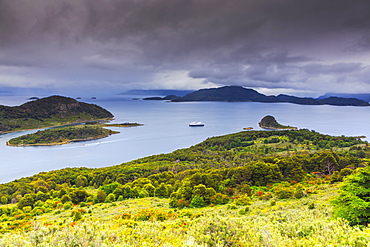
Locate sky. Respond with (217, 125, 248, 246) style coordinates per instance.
(1, 0, 370, 96)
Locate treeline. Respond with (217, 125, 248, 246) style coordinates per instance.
(0, 130, 368, 217)
(7, 125, 118, 146)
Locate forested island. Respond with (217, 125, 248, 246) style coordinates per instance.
(0, 129, 370, 245)
(167, 86, 370, 106)
(7, 122, 143, 146)
(259, 115, 297, 130)
(0, 96, 114, 133)
(6, 125, 118, 146)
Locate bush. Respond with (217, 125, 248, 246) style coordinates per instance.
(104, 193, 116, 203)
(210, 193, 230, 205)
(234, 194, 252, 206)
(190, 195, 205, 208)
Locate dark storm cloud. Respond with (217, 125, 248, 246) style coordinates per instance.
(0, 0, 370, 93)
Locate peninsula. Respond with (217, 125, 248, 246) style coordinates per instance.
(0, 96, 114, 133)
(170, 86, 370, 106)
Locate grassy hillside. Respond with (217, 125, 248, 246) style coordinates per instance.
(0, 96, 114, 133)
(0, 129, 369, 246)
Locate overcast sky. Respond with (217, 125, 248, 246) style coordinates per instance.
(1, 0, 370, 96)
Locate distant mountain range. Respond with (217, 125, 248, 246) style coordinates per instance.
(119, 89, 194, 96)
(318, 93, 370, 102)
(166, 86, 369, 106)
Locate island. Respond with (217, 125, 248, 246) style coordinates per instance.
(7, 122, 143, 146)
(259, 115, 297, 130)
(170, 86, 370, 106)
(0, 95, 114, 133)
(6, 125, 119, 146)
(102, 122, 143, 127)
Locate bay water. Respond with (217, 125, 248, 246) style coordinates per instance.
(0, 95, 369, 184)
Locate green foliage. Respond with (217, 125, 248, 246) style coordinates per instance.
(70, 189, 89, 204)
(104, 193, 116, 203)
(17, 194, 35, 209)
(234, 194, 252, 206)
(60, 194, 72, 204)
(70, 208, 87, 221)
(8, 125, 116, 146)
(333, 167, 370, 226)
(154, 183, 169, 198)
(190, 195, 206, 208)
(210, 193, 230, 205)
(96, 190, 107, 203)
(99, 182, 120, 195)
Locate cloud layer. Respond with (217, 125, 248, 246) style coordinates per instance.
(1, 0, 370, 95)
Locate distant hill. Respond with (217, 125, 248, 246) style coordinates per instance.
(171, 86, 370, 106)
(319, 93, 370, 102)
(119, 89, 194, 96)
(0, 96, 114, 133)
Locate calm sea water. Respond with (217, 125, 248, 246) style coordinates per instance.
(0, 95, 369, 184)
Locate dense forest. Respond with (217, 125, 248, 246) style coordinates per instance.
(0, 129, 369, 245)
(0, 96, 113, 133)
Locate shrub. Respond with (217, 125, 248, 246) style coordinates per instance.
(234, 194, 252, 206)
(210, 193, 230, 205)
(104, 193, 116, 203)
(190, 195, 205, 208)
(70, 208, 87, 221)
(63, 201, 72, 210)
(60, 194, 72, 204)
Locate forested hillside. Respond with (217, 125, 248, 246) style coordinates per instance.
(0, 129, 369, 246)
(0, 96, 113, 133)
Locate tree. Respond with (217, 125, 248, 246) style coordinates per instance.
(17, 194, 35, 209)
(333, 167, 370, 226)
(70, 189, 89, 204)
(75, 175, 88, 187)
(154, 183, 168, 198)
(96, 190, 107, 203)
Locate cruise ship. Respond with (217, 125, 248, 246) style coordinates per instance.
(189, 122, 205, 127)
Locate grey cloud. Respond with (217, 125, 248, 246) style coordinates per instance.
(1, 0, 370, 93)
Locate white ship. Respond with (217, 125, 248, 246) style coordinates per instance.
(189, 122, 205, 127)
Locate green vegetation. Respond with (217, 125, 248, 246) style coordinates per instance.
(7, 125, 118, 146)
(333, 166, 370, 226)
(259, 115, 297, 130)
(0, 96, 113, 133)
(0, 129, 369, 245)
(102, 122, 143, 127)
